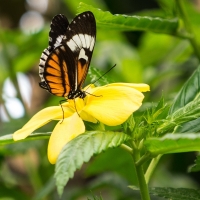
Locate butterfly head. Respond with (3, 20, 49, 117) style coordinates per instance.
(68, 90, 86, 99)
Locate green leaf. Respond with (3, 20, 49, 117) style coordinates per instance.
(170, 98, 200, 123)
(63, 0, 106, 14)
(122, 114, 135, 135)
(174, 118, 200, 133)
(86, 148, 138, 186)
(157, 97, 200, 135)
(149, 187, 200, 200)
(144, 133, 200, 156)
(169, 66, 200, 114)
(146, 96, 169, 124)
(55, 131, 130, 196)
(188, 155, 200, 172)
(77, 3, 178, 34)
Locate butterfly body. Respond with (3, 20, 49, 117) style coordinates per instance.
(39, 12, 96, 99)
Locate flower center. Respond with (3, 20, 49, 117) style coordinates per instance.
(68, 98, 85, 114)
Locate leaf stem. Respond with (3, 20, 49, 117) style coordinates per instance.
(133, 149, 151, 200)
(120, 144, 133, 154)
(135, 153, 151, 167)
(176, 0, 200, 61)
(145, 155, 162, 184)
(0, 133, 50, 145)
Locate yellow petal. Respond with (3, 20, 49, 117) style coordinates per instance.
(13, 106, 73, 141)
(68, 98, 85, 112)
(48, 112, 85, 164)
(80, 110, 97, 123)
(107, 82, 150, 92)
(84, 85, 144, 126)
(68, 98, 97, 123)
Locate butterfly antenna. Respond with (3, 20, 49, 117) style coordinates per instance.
(84, 64, 116, 93)
(84, 90, 102, 98)
(91, 64, 116, 85)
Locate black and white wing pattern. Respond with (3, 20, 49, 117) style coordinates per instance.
(48, 14, 69, 51)
(39, 11, 96, 99)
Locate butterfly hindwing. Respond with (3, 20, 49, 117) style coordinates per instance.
(39, 14, 69, 90)
(39, 11, 96, 99)
(43, 45, 75, 97)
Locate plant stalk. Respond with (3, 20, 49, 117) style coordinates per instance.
(133, 149, 151, 200)
(135, 153, 151, 167)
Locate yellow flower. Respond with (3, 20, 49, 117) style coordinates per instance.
(13, 83, 150, 164)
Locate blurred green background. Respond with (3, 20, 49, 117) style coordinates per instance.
(1, 0, 200, 199)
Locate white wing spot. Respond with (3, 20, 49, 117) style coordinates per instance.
(90, 37, 95, 51)
(44, 49, 50, 55)
(39, 59, 45, 66)
(72, 35, 82, 48)
(57, 35, 62, 43)
(39, 64, 45, 80)
(85, 34, 91, 48)
(79, 48, 88, 61)
(67, 34, 94, 52)
(61, 46, 65, 51)
(79, 34, 86, 48)
(67, 38, 78, 51)
(54, 35, 64, 48)
(41, 53, 48, 60)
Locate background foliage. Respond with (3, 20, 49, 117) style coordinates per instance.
(1, 0, 200, 199)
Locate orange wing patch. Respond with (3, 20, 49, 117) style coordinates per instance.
(45, 56, 71, 97)
(46, 75, 63, 83)
(46, 66, 61, 77)
(48, 82, 70, 97)
(77, 60, 89, 87)
(47, 53, 60, 71)
(51, 53, 60, 64)
(62, 60, 70, 89)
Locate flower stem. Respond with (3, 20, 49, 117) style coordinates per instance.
(133, 149, 151, 200)
(176, 0, 200, 61)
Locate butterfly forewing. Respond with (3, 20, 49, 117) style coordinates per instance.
(48, 14, 69, 51)
(39, 11, 96, 98)
(63, 12, 96, 90)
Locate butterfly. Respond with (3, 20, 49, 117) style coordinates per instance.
(39, 11, 96, 99)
